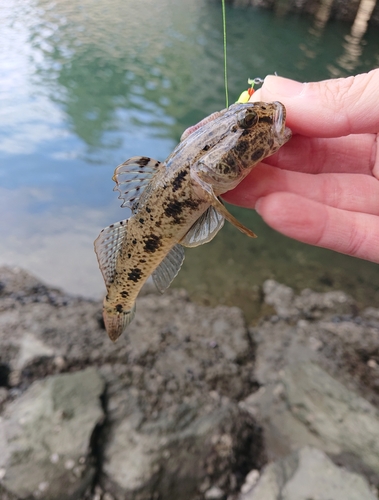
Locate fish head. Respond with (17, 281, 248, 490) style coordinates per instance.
(190, 101, 292, 193)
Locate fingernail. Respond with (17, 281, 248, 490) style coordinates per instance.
(264, 75, 304, 98)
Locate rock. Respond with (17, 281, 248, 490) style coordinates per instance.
(204, 485, 225, 499)
(262, 279, 355, 320)
(245, 279, 379, 486)
(262, 280, 296, 318)
(243, 362, 379, 484)
(0, 266, 263, 499)
(99, 385, 262, 500)
(239, 446, 377, 500)
(2, 266, 379, 499)
(0, 368, 105, 500)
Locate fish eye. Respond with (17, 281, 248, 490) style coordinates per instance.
(237, 109, 258, 129)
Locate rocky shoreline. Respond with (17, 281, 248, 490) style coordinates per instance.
(0, 266, 379, 499)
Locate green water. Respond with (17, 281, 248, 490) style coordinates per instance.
(1, 0, 379, 320)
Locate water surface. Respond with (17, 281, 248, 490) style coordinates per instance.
(1, 0, 379, 319)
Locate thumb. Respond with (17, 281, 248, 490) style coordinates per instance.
(255, 70, 379, 137)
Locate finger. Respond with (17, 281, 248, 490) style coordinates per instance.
(265, 133, 375, 175)
(255, 192, 379, 263)
(223, 164, 379, 215)
(257, 70, 379, 136)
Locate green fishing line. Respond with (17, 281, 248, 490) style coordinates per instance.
(222, 0, 229, 108)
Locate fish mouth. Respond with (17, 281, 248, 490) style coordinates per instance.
(273, 101, 292, 147)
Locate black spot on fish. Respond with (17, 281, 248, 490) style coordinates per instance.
(155, 220, 162, 228)
(116, 304, 123, 313)
(251, 148, 265, 162)
(121, 291, 129, 298)
(127, 267, 142, 282)
(164, 199, 200, 224)
(143, 234, 162, 252)
(138, 157, 151, 166)
(139, 259, 146, 263)
(164, 200, 183, 221)
(139, 218, 144, 224)
(110, 224, 114, 228)
(172, 170, 188, 192)
(241, 129, 252, 137)
(146, 207, 152, 213)
(132, 239, 137, 245)
(202, 144, 210, 151)
(128, 253, 131, 258)
(234, 140, 249, 155)
(120, 220, 124, 225)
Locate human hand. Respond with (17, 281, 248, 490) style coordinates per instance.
(223, 69, 379, 263)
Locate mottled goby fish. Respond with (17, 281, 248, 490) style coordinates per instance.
(95, 102, 291, 341)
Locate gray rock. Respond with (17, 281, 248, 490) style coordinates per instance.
(204, 485, 225, 499)
(0, 267, 263, 499)
(3, 267, 379, 499)
(99, 385, 261, 500)
(262, 280, 296, 318)
(262, 279, 354, 320)
(239, 447, 377, 500)
(243, 362, 379, 483)
(0, 368, 104, 499)
(247, 280, 379, 484)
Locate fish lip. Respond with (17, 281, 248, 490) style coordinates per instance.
(273, 101, 292, 146)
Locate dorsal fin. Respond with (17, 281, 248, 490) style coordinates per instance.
(113, 156, 162, 211)
(94, 220, 128, 288)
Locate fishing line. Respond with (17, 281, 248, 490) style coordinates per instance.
(221, 0, 229, 108)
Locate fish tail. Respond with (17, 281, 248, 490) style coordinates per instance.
(103, 303, 136, 342)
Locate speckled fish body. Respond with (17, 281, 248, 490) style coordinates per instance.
(94, 102, 291, 341)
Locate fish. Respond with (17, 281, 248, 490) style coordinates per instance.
(94, 101, 291, 341)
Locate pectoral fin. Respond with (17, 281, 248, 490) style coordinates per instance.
(180, 206, 224, 248)
(191, 171, 257, 238)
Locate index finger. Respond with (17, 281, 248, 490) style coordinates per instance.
(252, 70, 379, 137)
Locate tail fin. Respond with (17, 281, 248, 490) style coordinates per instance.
(103, 303, 136, 342)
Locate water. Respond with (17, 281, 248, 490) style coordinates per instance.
(1, 0, 379, 320)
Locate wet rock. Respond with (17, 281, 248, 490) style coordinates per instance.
(2, 266, 379, 499)
(0, 266, 263, 499)
(242, 280, 379, 488)
(239, 446, 377, 500)
(243, 362, 379, 483)
(99, 389, 260, 500)
(263, 279, 355, 320)
(0, 368, 105, 500)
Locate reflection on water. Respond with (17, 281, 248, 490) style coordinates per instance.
(329, 0, 378, 76)
(1, 0, 379, 316)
